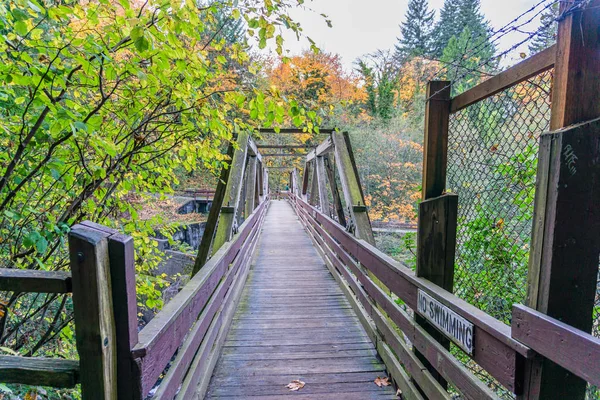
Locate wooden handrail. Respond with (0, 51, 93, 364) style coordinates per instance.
(131, 199, 268, 397)
(512, 304, 600, 388)
(0, 268, 72, 293)
(450, 45, 556, 113)
(0, 356, 79, 388)
(297, 205, 496, 399)
(291, 194, 532, 394)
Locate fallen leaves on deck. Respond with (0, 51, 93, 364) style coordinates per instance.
(374, 376, 390, 387)
(286, 379, 306, 391)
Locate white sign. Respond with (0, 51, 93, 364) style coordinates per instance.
(417, 289, 474, 354)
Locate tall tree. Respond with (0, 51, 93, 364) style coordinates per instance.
(356, 50, 397, 120)
(528, 2, 559, 54)
(456, 0, 490, 45)
(431, 0, 462, 57)
(394, 0, 435, 61)
(432, 0, 492, 59)
(441, 27, 494, 94)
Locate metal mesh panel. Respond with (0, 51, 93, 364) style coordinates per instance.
(447, 69, 553, 324)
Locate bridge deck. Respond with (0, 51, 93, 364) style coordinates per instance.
(203, 201, 397, 399)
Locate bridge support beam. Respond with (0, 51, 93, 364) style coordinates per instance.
(315, 156, 330, 215)
(244, 156, 258, 218)
(331, 132, 374, 244)
(211, 133, 249, 255)
(193, 144, 234, 275)
(324, 156, 346, 227)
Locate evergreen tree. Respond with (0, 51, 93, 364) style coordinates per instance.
(441, 27, 494, 94)
(528, 3, 558, 54)
(212, 6, 246, 45)
(456, 0, 489, 41)
(432, 0, 492, 58)
(431, 0, 461, 57)
(394, 0, 435, 61)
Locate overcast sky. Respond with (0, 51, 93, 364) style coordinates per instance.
(264, 0, 545, 72)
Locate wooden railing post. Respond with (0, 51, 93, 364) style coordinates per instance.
(309, 161, 319, 206)
(68, 225, 117, 400)
(415, 80, 452, 389)
(78, 222, 142, 399)
(107, 233, 142, 399)
(523, 1, 600, 398)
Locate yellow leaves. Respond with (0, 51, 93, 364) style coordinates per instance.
(0, 300, 7, 319)
(495, 218, 505, 229)
(374, 376, 390, 387)
(24, 391, 38, 400)
(286, 380, 305, 391)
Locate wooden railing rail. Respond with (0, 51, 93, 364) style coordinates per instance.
(132, 199, 268, 398)
(512, 304, 600, 388)
(0, 270, 80, 389)
(291, 191, 600, 397)
(449, 44, 555, 113)
(290, 193, 531, 398)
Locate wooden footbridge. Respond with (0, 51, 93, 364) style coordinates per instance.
(1, 4, 600, 399)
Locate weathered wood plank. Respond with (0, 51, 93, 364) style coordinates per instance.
(332, 132, 374, 244)
(0, 268, 71, 293)
(245, 156, 258, 218)
(324, 155, 346, 226)
(212, 132, 250, 253)
(315, 155, 330, 216)
(205, 201, 392, 399)
(525, 117, 600, 399)
(178, 209, 262, 400)
(301, 207, 424, 400)
(152, 217, 261, 400)
(0, 356, 79, 388)
(106, 232, 141, 400)
(525, 1, 600, 397)
(298, 203, 497, 399)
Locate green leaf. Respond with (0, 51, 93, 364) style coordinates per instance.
(14, 21, 28, 36)
(131, 26, 144, 40)
(134, 36, 149, 53)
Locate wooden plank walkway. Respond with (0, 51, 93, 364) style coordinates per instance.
(203, 200, 397, 399)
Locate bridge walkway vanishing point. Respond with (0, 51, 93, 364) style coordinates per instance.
(204, 200, 397, 399)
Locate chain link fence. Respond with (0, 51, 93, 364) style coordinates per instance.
(446, 69, 553, 324)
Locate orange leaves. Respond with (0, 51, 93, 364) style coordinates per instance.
(0, 300, 7, 319)
(265, 50, 366, 113)
(374, 376, 391, 387)
(286, 380, 305, 391)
